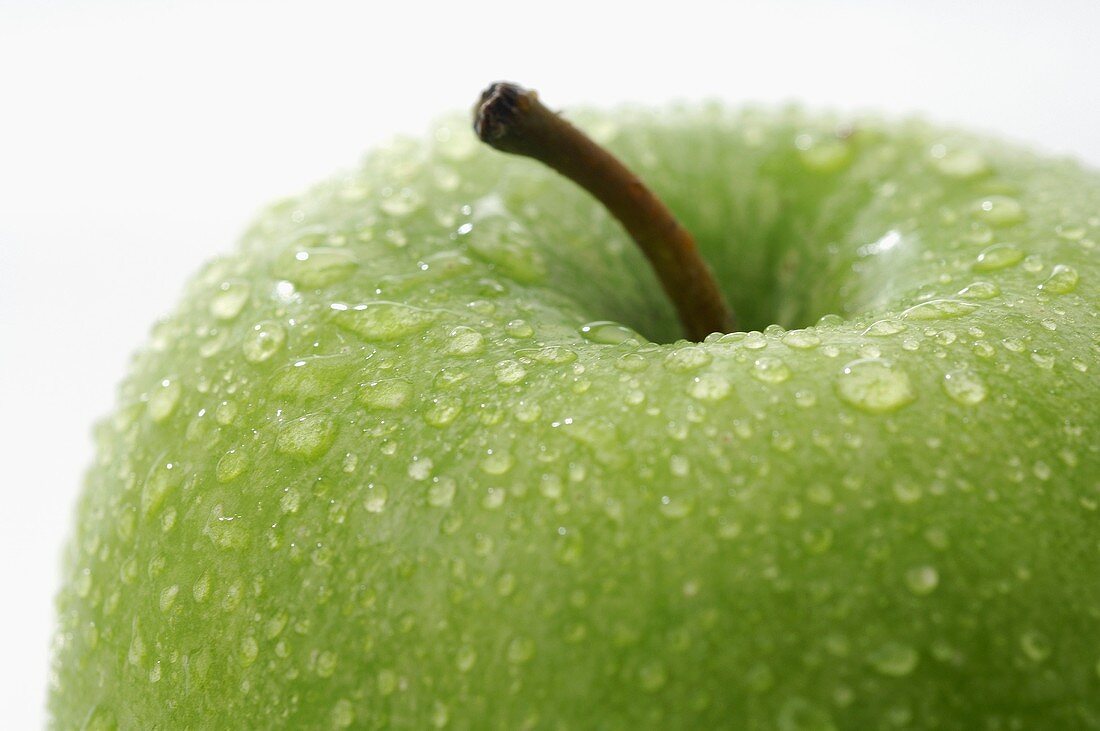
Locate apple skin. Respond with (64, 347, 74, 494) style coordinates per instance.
(51, 106, 1099, 730)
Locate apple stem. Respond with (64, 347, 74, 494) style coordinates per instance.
(473, 82, 736, 340)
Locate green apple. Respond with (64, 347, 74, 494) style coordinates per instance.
(51, 84, 1098, 730)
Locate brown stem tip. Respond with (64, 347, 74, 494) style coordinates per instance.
(473, 81, 736, 341)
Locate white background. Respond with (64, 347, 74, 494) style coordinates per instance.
(2, 1, 1098, 726)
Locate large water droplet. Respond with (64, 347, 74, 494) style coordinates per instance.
(216, 449, 248, 483)
(836, 359, 915, 413)
(494, 360, 527, 385)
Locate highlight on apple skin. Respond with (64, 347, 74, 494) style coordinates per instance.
(50, 89, 1099, 729)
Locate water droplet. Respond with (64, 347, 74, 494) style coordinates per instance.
(781, 329, 821, 349)
(687, 373, 731, 401)
(956, 281, 1000, 300)
(777, 697, 836, 731)
(638, 661, 668, 692)
(507, 636, 535, 664)
(580, 321, 641, 344)
(504, 319, 534, 338)
(973, 196, 1025, 226)
(445, 326, 485, 355)
(276, 414, 337, 459)
(796, 133, 852, 172)
(929, 145, 988, 179)
(380, 187, 423, 216)
(901, 299, 979, 320)
(210, 280, 251, 320)
(377, 669, 398, 695)
(463, 215, 546, 283)
(664, 346, 711, 372)
(333, 301, 436, 341)
(494, 359, 527, 385)
(942, 369, 987, 405)
(238, 636, 259, 667)
(863, 319, 907, 337)
(752, 357, 791, 384)
(836, 359, 915, 413)
(1020, 630, 1052, 662)
(456, 645, 477, 672)
(868, 642, 919, 676)
(480, 450, 513, 475)
(905, 565, 940, 595)
(364, 484, 388, 513)
(973, 243, 1024, 271)
(278, 248, 359, 288)
(1038, 264, 1079, 294)
(360, 379, 413, 410)
(424, 396, 462, 427)
(216, 449, 248, 483)
(243, 321, 287, 363)
(332, 699, 355, 728)
(428, 476, 456, 507)
(148, 379, 181, 423)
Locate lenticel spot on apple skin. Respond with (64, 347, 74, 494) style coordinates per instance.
(50, 83, 1100, 730)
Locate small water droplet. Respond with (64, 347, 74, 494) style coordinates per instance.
(687, 373, 731, 401)
(333, 301, 436, 341)
(973, 195, 1025, 226)
(243, 321, 287, 363)
(360, 379, 413, 410)
(973, 243, 1024, 271)
(905, 565, 940, 595)
(480, 450, 513, 475)
(929, 145, 988, 179)
(638, 661, 668, 692)
(276, 414, 337, 459)
(942, 369, 987, 405)
(494, 360, 527, 385)
(332, 699, 355, 728)
(580, 320, 641, 344)
(1020, 630, 1052, 662)
(752, 356, 791, 384)
(424, 396, 463, 427)
(781, 329, 821, 349)
(664, 346, 711, 372)
(445, 326, 485, 356)
(148, 379, 182, 423)
(1038, 264, 1079, 294)
(504, 319, 534, 338)
(428, 476, 456, 507)
(215, 449, 248, 483)
(210, 280, 251, 320)
(863, 319, 907, 337)
(278, 248, 359, 288)
(868, 642, 919, 676)
(956, 281, 1000, 300)
(507, 636, 535, 664)
(901, 299, 979, 320)
(836, 359, 915, 413)
(380, 187, 423, 216)
(364, 484, 388, 513)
